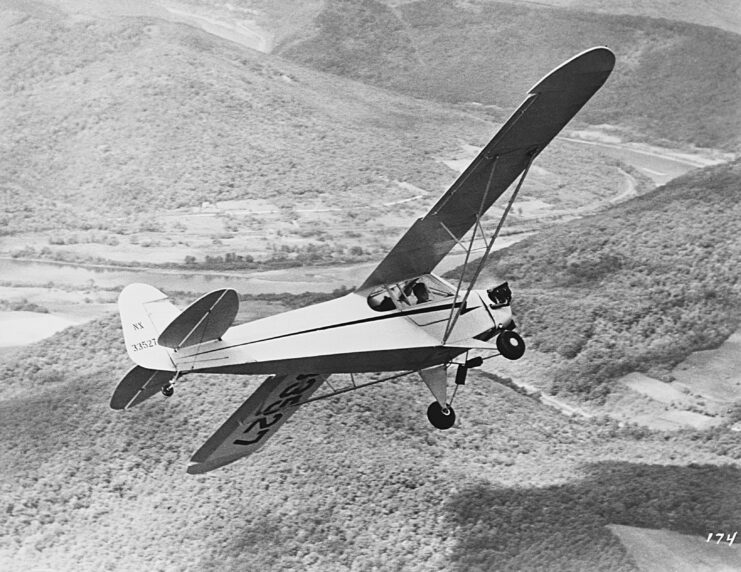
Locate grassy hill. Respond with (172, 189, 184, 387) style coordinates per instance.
(278, 0, 741, 150)
(149, 0, 741, 45)
(1, 0, 625, 262)
(473, 158, 741, 400)
(1, 307, 739, 570)
(0, 2, 445, 233)
(492, 0, 741, 36)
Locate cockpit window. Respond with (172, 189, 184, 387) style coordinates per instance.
(367, 274, 455, 312)
(416, 275, 456, 301)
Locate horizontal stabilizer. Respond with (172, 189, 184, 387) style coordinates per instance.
(110, 365, 173, 410)
(187, 372, 327, 474)
(158, 289, 239, 349)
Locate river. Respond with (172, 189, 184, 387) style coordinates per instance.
(0, 231, 532, 296)
(561, 135, 721, 186)
(0, 258, 350, 295)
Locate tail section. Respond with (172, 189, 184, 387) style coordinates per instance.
(118, 283, 179, 371)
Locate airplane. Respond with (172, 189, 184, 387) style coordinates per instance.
(111, 47, 615, 474)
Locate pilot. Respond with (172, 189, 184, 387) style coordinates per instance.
(368, 293, 396, 311)
(377, 296, 396, 311)
(412, 282, 429, 304)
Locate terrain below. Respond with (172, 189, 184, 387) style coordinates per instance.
(1, 135, 725, 334)
(46, 0, 274, 52)
(485, 328, 741, 433)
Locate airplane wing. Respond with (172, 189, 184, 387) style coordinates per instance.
(187, 373, 328, 474)
(359, 47, 615, 290)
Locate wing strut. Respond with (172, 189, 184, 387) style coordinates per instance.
(442, 154, 501, 340)
(298, 370, 416, 405)
(442, 150, 537, 344)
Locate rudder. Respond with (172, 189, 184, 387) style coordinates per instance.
(119, 283, 179, 371)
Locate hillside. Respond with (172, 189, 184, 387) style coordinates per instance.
(486, 0, 741, 36)
(0, 2, 448, 232)
(1, 308, 739, 571)
(1, 0, 627, 266)
(278, 0, 741, 150)
(473, 159, 741, 400)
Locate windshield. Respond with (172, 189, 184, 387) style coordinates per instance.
(367, 274, 455, 312)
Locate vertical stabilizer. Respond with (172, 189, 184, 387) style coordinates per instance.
(118, 283, 179, 371)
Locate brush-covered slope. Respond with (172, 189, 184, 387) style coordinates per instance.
(494, 0, 741, 36)
(0, 2, 457, 234)
(477, 159, 741, 400)
(0, 0, 624, 243)
(278, 0, 741, 149)
(1, 312, 739, 571)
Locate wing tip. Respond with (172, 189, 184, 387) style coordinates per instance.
(529, 46, 616, 94)
(580, 45, 616, 73)
(186, 453, 243, 475)
(109, 398, 126, 410)
(186, 463, 209, 475)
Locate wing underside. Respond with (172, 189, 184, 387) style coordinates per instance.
(187, 372, 328, 474)
(359, 47, 615, 290)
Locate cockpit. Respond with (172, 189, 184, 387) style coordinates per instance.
(367, 274, 456, 312)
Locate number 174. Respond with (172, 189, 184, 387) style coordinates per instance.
(707, 532, 737, 546)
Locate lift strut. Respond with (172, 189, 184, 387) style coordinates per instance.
(442, 150, 538, 344)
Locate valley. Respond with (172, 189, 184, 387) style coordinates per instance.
(0, 133, 721, 351)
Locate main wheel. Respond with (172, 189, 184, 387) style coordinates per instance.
(161, 384, 174, 398)
(497, 330, 526, 360)
(427, 402, 456, 430)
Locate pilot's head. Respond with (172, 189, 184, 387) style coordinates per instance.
(412, 282, 429, 303)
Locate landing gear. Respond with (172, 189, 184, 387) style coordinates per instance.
(161, 383, 174, 398)
(427, 402, 456, 430)
(497, 330, 526, 360)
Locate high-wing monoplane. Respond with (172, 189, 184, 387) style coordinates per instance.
(111, 47, 615, 473)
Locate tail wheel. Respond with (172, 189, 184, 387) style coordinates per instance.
(427, 402, 456, 430)
(497, 330, 526, 360)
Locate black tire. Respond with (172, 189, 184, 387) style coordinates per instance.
(497, 330, 526, 360)
(161, 384, 174, 398)
(427, 402, 456, 430)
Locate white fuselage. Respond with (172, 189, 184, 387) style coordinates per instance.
(171, 289, 511, 376)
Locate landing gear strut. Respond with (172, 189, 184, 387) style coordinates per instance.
(427, 402, 456, 430)
(497, 330, 526, 360)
